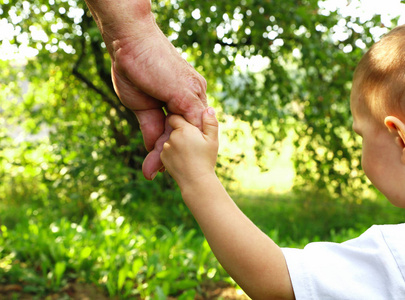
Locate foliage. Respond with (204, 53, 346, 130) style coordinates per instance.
(0, 213, 228, 298)
(1, 1, 405, 298)
(233, 190, 405, 246)
(0, 188, 404, 298)
(1, 0, 152, 196)
(154, 0, 399, 195)
(1, 0, 400, 198)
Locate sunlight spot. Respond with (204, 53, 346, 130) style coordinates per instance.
(236, 289, 245, 295)
(97, 174, 107, 181)
(90, 192, 99, 200)
(207, 268, 217, 279)
(30, 25, 48, 42)
(100, 205, 112, 219)
(292, 48, 301, 59)
(116, 216, 125, 227)
(234, 54, 270, 73)
(191, 8, 201, 20)
(321, 0, 405, 28)
(50, 223, 60, 233)
(219, 116, 295, 193)
(343, 44, 353, 53)
(44, 11, 55, 22)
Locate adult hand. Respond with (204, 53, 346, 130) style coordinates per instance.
(85, 0, 208, 180)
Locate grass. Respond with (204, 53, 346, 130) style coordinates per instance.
(233, 189, 405, 247)
(0, 212, 230, 299)
(1, 142, 404, 299)
(1, 187, 404, 299)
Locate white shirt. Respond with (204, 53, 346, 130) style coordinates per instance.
(282, 224, 405, 299)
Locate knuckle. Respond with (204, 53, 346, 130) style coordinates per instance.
(170, 74, 207, 109)
(162, 141, 171, 151)
(198, 73, 208, 92)
(189, 73, 207, 98)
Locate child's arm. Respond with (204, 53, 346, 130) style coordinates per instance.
(161, 108, 295, 300)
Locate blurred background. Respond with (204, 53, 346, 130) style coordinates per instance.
(1, 0, 405, 298)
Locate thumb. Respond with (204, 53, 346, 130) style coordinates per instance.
(203, 107, 218, 140)
(167, 114, 188, 130)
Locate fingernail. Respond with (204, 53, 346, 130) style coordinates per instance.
(207, 107, 216, 116)
(151, 171, 158, 180)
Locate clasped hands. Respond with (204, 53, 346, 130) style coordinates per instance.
(104, 7, 208, 180)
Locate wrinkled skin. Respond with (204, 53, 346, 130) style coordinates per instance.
(85, 0, 207, 179)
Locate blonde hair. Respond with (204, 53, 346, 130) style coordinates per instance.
(353, 25, 405, 124)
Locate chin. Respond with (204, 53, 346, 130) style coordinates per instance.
(386, 194, 405, 209)
(371, 180, 405, 209)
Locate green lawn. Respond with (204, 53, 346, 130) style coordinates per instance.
(1, 185, 404, 299)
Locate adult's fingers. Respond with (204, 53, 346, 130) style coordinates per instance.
(142, 117, 173, 180)
(112, 62, 166, 152)
(112, 63, 165, 112)
(142, 149, 163, 180)
(134, 109, 165, 152)
(202, 107, 218, 141)
(166, 92, 206, 131)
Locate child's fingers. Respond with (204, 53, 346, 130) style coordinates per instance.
(167, 114, 188, 130)
(203, 107, 218, 141)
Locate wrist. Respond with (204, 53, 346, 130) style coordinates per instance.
(86, 0, 156, 53)
(179, 171, 219, 200)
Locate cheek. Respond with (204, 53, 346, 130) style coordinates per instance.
(361, 156, 381, 190)
(360, 141, 369, 175)
(361, 154, 370, 178)
(361, 140, 391, 190)
(361, 144, 378, 183)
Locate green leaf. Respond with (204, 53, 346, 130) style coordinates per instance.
(54, 261, 66, 287)
(117, 266, 128, 291)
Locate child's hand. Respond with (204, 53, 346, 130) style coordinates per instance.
(160, 107, 218, 188)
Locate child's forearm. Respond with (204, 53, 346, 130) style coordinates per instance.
(180, 175, 294, 300)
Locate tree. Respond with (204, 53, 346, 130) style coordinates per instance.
(155, 0, 395, 197)
(0, 0, 399, 203)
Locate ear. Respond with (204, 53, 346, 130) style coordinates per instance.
(384, 116, 405, 164)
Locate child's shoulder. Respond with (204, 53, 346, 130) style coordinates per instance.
(374, 223, 405, 252)
(348, 223, 405, 246)
(370, 223, 405, 237)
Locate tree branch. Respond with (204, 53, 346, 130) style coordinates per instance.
(81, 12, 117, 96)
(72, 36, 134, 126)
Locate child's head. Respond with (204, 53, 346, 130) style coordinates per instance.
(350, 25, 405, 207)
(352, 25, 405, 125)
